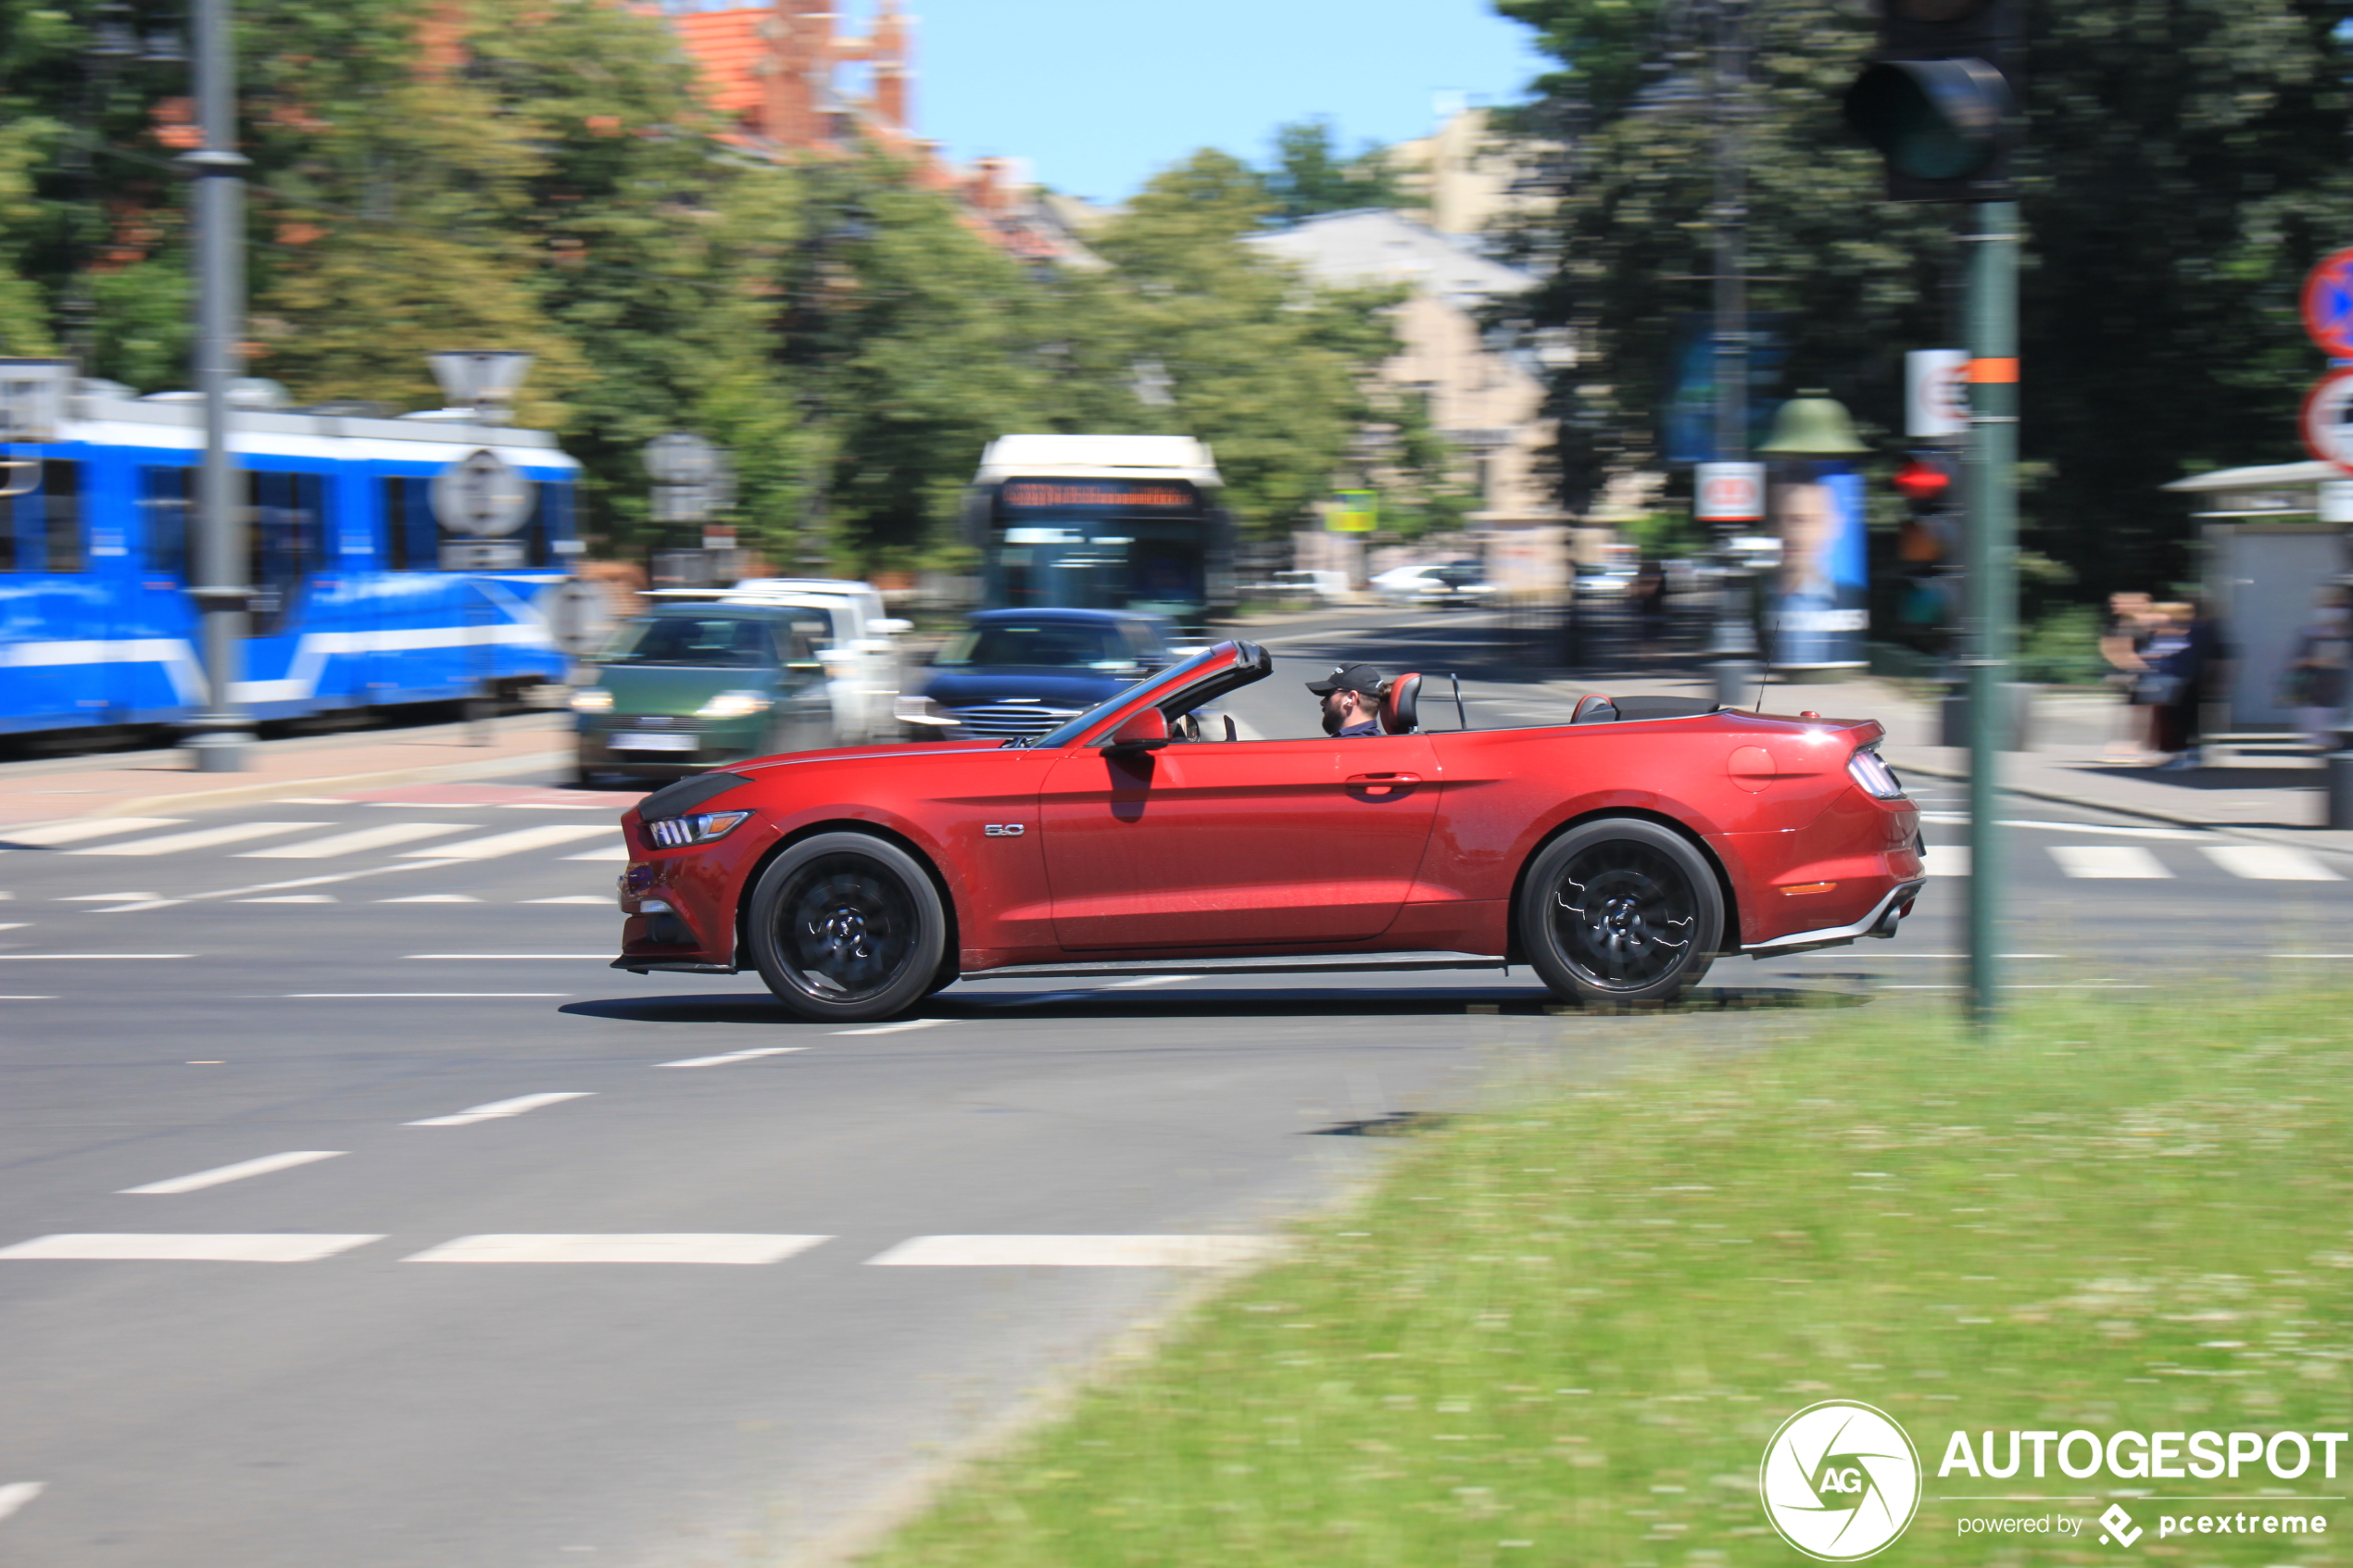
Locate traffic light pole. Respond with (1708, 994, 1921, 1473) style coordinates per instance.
(1963, 201, 2019, 1024)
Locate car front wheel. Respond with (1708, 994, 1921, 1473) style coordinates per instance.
(1518, 818, 1722, 1005)
(745, 832, 947, 1023)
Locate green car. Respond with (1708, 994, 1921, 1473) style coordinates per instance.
(571, 605, 836, 784)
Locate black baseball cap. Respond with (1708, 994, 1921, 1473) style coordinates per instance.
(1306, 662, 1387, 697)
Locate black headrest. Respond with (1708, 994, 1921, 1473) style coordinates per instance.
(1379, 672, 1421, 734)
(1609, 696, 1718, 721)
(1571, 694, 1617, 724)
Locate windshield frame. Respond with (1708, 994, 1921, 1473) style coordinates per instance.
(1022, 639, 1268, 748)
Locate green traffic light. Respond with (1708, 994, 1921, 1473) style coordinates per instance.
(1843, 58, 2011, 181)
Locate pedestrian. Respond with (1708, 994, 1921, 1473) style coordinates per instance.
(2151, 596, 2226, 771)
(2279, 585, 2350, 752)
(2098, 590, 2154, 763)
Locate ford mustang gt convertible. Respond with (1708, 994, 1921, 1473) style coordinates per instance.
(610, 640, 1924, 1022)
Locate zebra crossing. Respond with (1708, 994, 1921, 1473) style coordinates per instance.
(0, 1231, 1274, 1268)
(1921, 838, 2345, 882)
(3, 813, 625, 869)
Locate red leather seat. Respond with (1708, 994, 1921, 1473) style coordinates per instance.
(1379, 673, 1422, 734)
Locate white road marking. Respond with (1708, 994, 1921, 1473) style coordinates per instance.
(658, 1047, 806, 1068)
(498, 803, 610, 810)
(404, 1234, 830, 1265)
(407, 1091, 593, 1126)
(523, 895, 610, 905)
(277, 797, 353, 804)
(865, 1235, 1279, 1268)
(0, 1234, 382, 1261)
(92, 900, 182, 913)
(831, 1019, 953, 1035)
(235, 822, 477, 859)
(2200, 844, 2343, 882)
(1102, 974, 1200, 989)
(367, 801, 475, 808)
(561, 843, 631, 862)
(0, 996, 58, 1000)
(1924, 846, 1969, 877)
(72, 822, 330, 856)
(120, 1149, 345, 1195)
(2050, 845, 2172, 879)
(405, 953, 611, 960)
(233, 895, 337, 904)
(0, 1482, 45, 1523)
(0, 818, 184, 847)
(398, 824, 612, 860)
(381, 894, 480, 903)
(2270, 953, 2353, 960)
(58, 891, 159, 901)
(1918, 812, 2214, 840)
(0, 923, 20, 931)
(285, 992, 572, 997)
(0, 953, 191, 960)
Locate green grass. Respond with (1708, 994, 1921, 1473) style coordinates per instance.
(867, 990, 2353, 1567)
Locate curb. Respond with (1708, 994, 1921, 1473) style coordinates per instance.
(1887, 754, 2353, 861)
(50, 748, 576, 824)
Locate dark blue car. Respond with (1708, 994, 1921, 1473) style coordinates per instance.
(900, 608, 1175, 741)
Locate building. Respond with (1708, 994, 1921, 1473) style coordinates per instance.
(1383, 103, 1557, 245)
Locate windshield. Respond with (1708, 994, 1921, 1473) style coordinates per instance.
(1023, 642, 1230, 748)
(596, 615, 779, 669)
(935, 621, 1143, 670)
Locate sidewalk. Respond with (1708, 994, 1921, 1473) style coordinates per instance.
(1554, 669, 2353, 859)
(0, 713, 572, 830)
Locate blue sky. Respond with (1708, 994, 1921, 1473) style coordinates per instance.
(892, 0, 1549, 204)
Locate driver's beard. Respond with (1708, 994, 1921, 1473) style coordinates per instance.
(1322, 705, 1345, 736)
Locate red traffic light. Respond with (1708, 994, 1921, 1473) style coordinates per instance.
(1893, 458, 1951, 501)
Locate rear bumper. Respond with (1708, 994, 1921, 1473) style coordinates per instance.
(1743, 878, 1926, 958)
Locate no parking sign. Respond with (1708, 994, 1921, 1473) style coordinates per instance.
(2302, 248, 2353, 359)
(2297, 367, 2353, 474)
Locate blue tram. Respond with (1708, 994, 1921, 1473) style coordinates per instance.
(0, 384, 580, 736)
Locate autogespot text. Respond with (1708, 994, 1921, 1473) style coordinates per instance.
(1939, 1428, 2349, 1480)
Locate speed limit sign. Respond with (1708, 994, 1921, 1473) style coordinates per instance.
(2298, 368, 2353, 476)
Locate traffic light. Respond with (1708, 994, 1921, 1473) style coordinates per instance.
(1843, 0, 2020, 202)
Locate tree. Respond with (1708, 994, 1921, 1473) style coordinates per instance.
(1495, 0, 2353, 598)
(1258, 118, 1403, 224)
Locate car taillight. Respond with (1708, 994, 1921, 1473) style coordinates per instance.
(1846, 747, 1905, 800)
(646, 809, 752, 849)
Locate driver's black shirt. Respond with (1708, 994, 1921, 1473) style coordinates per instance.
(1337, 720, 1381, 737)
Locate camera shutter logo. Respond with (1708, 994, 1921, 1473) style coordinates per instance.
(1759, 1400, 1922, 1561)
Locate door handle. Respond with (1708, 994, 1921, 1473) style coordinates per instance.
(1345, 771, 1422, 797)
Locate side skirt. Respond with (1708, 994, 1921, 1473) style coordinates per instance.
(968, 949, 1508, 982)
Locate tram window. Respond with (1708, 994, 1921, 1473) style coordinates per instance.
(246, 471, 328, 637)
(140, 466, 194, 579)
(1, 459, 85, 573)
(382, 475, 437, 570)
(526, 480, 574, 568)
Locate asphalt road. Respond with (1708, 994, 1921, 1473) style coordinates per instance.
(1, 608, 2346, 1567)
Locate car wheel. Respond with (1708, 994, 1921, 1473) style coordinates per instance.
(745, 832, 947, 1023)
(1517, 818, 1721, 1005)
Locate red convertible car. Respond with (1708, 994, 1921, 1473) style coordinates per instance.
(611, 640, 1924, 1022)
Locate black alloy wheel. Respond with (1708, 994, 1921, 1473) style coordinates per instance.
(746, 832, 948, 1022)
(1518, 818, 1722, 1005)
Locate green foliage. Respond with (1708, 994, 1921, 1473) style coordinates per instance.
(2017, 603, 2108, 686)
(1258, 118, 1404, 224)
(869, 984, 2353, 1566)
(1499, 0, 2353, 600)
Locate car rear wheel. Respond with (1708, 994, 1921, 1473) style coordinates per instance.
(1518, 818, 1721, 1006)
(745, 832, 947, 1023)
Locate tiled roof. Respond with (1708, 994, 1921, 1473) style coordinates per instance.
(667, 8, 766, 123)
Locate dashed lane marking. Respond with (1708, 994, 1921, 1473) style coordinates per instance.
(0, 818, 184, 847)
(407, 1091, 593, 1127)
(235, 822, 478, 859)
(0, 953, 191, 960)
(865, 1235, 1280, 1268)
(381, 894, 480, 903)
(71, 822, 330, 857)
(397, 825, 613, 860)
(562, 843, 630, 861)
(120, 1150, 345, 1195)
(403, 1234, 831, 1265)
(0, 1234, 383, 1261)
(0, 1483, 44, 1524)
(523, 895, 610, 905)
(831, 1019, 954, 1035)
(2200, 844, 2343, 882)
(1102, 974, 1201, 989)
(658, 1047, 806, 1068)
(58, 891, 162, 902)
(2050, 845, 2172, 879)
(234, 895, 337, 904)
(405, 953, 611, 960)
(1926, 846, 1970, 877)
(284, 992, 571, 998)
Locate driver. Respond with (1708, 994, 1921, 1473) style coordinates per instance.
(1307, 663, 1389, 737)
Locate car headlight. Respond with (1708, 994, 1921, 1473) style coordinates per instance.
(695, 690, 774, 720)
(645, 809, 752, 849)
(1847, 747, 1905, 799)
(570, 687, 613, 712)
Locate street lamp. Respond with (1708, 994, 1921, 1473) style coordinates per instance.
(428, 351, 535, 425)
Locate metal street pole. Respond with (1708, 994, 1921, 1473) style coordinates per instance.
(1708, 0, 1760, 709)
(1963, 201, 2019, 1024)
(181, 0, 253, 771)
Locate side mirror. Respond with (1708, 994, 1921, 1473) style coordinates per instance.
(1104, 708, 1170, 753)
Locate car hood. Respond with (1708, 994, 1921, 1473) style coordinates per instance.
(914, 665, 1131, 709)
(586, 663, 774, 718)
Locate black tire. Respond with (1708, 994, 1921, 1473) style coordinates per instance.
(745, 832, 947, 1023)
(1517, 818, 1721, 1006)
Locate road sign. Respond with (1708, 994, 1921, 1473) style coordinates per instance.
(1327, 489, 1376, 533)
(2298, 368, 2353, 475)
(0, 358, 70, 444)
(1694, 461, 1765, 522)
(431, 448, 534, 537)
(644, 432, 719, 485)
(2303, 248, 2353, 358)
(1906, 349, 1969, 439)
(2321, 478, 2353, 524)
